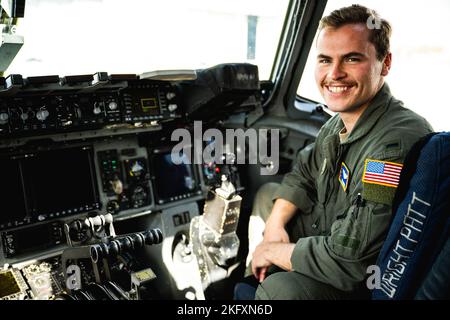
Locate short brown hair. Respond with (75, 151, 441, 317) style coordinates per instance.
(319, 4, 392, 61)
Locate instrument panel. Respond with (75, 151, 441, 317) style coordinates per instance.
(0, 66, 254, 299)
(0, 75, 206, 265)
(0, 136, 207, 261)
(0, 75, 181, 139)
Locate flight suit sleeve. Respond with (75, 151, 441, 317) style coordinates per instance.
(272, 141, 321, 215)
(290, 153, 404, 292)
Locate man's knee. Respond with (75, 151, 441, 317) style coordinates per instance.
(255, 272, 309, 300)
(252, 182, 280, 221)
(255, 271, 353, 300)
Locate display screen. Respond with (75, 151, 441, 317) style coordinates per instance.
(22, 147, 99, 217)
(0, 146, 99, 228)
(0, 158, 27, 226)
(0, 271, 21, 298)
(140, 97, 160, 115)
(7, 223, 53, 254)
(152, 151, 197, 203)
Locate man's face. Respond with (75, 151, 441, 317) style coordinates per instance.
(315, 23, 390, 114)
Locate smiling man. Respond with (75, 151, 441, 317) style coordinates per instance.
(246, 5, 433, 300)
(316, 22, 391, 133)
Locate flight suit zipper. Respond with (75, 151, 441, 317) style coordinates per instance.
(324, 144, 345, 206)
(319, 143, 346, 233)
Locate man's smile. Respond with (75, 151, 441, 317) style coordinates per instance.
(325, 84, 355, 95)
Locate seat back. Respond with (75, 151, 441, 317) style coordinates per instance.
(415, 236, 450, 299)
(373, 132, 450, 300)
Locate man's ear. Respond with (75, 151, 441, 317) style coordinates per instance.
(381, 52, 392, 76)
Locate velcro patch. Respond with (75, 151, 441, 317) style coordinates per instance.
(362, 183, 397, 205)
(335, 234, 360, 250)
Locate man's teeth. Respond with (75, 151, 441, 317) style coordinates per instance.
(328, 86, 349, 93)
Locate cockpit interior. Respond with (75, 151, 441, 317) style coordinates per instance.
(0, 0, 448, 301)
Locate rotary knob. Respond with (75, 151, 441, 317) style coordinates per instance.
(108, 101, 118, 110)
(106, 200, 120, 215)
(36, 109, 50, 121)
(20, 112, 29, 121)
(166, 92, 176, 100)
(93, 104, 102, 115)
(131, 186, 147, 207)
(0, 112, 9, 124)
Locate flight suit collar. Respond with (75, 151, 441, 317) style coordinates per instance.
(341, 83, 393, 145)
(320, 84, 393, 165)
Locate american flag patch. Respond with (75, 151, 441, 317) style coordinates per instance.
(362, 159, 403, 188)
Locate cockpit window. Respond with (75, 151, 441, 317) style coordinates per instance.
(297, 0, 450, 132)
(6, 0, 289, 80)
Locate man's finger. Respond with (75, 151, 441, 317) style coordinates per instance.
(252, 262, 258, 279)
(258, 267, 267, 283)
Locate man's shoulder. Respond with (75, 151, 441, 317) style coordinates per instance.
(376, 97, 433, 140)
(364, 100, 433, 160)
(387, 96, 432, 129)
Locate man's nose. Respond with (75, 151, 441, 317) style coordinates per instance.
(329, 62, 346, 80)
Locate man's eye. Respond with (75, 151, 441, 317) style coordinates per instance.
(318, 59, 330, 64)
(346, 57, 360, 62)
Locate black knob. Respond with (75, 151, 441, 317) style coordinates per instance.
(99, 242, 110, 257)
(117, 237, 133, 252)
(68, 219, 88, 243)
(90, 245, 102, 263)
(108, 240, 120, 256)
(106, 200, 120, 214)
(130, 233, 145, 249)
(143, 228, 163, 245)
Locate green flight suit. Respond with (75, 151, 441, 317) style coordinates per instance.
(255, 83, 433, 299)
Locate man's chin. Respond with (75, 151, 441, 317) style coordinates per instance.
(325, 103, 351, 113)
(323, 96, 352, 111)
(326, 101, 370, 115)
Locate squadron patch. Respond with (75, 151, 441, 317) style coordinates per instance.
(362, 159, 403, 205)
(338, 162, 350, 192)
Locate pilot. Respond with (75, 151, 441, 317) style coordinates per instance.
(243, 4, 433, 299)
